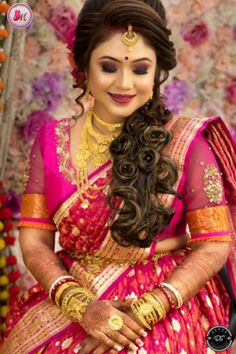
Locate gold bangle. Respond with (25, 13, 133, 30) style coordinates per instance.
(131, 301, 152, 330)
(160, 282, 183, 309)
(65, 291, 95, 322)
(142, 293, 166, 321)
(131, 298, 157, 328)
(61, 288, 84, 310)
(55, 281, 79, 307)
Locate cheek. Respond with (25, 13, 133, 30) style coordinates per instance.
(137, 81, 153, 95)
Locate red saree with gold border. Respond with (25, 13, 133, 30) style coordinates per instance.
(1, 115, 235, 354)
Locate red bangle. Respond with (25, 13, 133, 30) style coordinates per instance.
(156, 284, 175, 310)
(50, 277, 76, 303)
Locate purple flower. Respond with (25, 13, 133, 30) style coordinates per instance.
(32, 72, 65, 111)
(181, 21, 209, 46)
(6, 191, 21, 219)
(49, 6, 77, 43)
(164, 78, 191, 114)
(225, 79, 236, 104)
(23, 110, 53, 142)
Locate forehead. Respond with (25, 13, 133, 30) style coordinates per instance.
(90, 31, 156, 61)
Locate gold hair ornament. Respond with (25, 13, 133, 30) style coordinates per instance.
(121, 24, 139, 52)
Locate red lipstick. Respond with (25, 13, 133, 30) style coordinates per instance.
(109, 93, 136, 104)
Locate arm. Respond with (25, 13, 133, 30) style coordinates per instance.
(152, 241, 230, 312)
(19, 228, 68, 293)
(131, 133, 232, 326)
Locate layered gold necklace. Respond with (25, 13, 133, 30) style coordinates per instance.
(76, 111, 122, 207)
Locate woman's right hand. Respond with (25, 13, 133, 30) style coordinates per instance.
(79, 299, 146, 353)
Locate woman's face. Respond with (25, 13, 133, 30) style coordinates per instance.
(88, 31, 157, 123)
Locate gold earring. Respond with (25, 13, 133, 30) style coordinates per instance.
(149, 89, 153, 101)
(85, 80, 90, 100)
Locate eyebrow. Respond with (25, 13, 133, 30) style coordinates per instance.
(99, 56, 153, 63)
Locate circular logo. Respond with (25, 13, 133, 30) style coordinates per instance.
(206, 326, 232, 352)
(7, 3, 33, 29)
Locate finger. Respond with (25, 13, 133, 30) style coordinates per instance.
(92, 343, 121, 354)
(94, 331, 117, 349)
(110, 299, 133, 310)
(123, 313, 145, 336)
(93, 344, 122, 354)
(80, 338, 99, 354)
(120, 323, 144, 348)
(106, 329, 139, 352)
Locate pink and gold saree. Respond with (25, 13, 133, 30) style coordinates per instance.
(1, 115, 236, 354)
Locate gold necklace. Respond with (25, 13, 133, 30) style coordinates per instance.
(92, 111, 123, 132)
(76, 111, 120, 207)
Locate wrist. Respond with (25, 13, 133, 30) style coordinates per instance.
(54, 282, 95, 323)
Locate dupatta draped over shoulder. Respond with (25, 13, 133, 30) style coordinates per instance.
(1, 114, 235, 354)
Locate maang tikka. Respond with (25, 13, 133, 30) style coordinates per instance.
(121, 24, 139, 52)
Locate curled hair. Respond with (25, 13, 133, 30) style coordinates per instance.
(72, 0, 181, 247)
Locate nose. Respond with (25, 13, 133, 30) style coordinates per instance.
(115, 69, 134, 91)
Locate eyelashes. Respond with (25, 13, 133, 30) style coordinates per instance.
(100, 63, 149, 75)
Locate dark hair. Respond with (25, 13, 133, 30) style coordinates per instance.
(72, 0, 181, 247)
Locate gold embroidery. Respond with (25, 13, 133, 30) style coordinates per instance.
(21, 156, 30, 192)
(203, 164, 223, 204)
(186, 205, 231, 235)
(69, 251, 171, 269)
(61, 337, 73, 350)
(20, 194, 51, 219)
(55, 119, 77, 185)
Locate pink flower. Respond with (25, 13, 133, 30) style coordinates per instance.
(48, 6, 77, 43)
(181, 21, 209, 46)
(23, 110, 53, 142)
(24, 37, 40, 61)
(225, 79, 236, 104)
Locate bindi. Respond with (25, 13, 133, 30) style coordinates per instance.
(124, 56, 129, 61)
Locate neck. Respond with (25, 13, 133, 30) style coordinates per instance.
(91, 110, 123, 135)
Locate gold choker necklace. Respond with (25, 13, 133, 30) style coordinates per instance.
(92, 111, 123, 132)
(76, 111, 121, 207)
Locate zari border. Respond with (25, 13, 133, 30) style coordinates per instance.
(1, 299, 72, 354)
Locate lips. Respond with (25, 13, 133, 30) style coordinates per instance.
(108, 93, 136, 104)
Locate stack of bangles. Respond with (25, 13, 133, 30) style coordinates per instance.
(131, 282, 183, 330)
(49, 275, 95, 322)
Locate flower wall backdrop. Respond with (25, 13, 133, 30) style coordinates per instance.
(3, 0, 236, 196)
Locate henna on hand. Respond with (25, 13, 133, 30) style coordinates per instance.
(79, 299, 145, 352)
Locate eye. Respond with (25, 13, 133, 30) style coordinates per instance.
(101, 63, 117, 73)
(133, 65, 149, 75)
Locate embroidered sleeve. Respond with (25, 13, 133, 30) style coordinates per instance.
(183, 133, 232, 244)
(18, 126, 57, 231)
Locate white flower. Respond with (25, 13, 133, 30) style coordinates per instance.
(37, 23, 57, 49)
(172, 318, 181, 332)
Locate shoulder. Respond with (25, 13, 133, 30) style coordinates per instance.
(163, 115, 224, 166)
(165, 114, 221, 133)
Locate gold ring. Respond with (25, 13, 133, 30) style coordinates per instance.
(107, 314, 124, 331)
